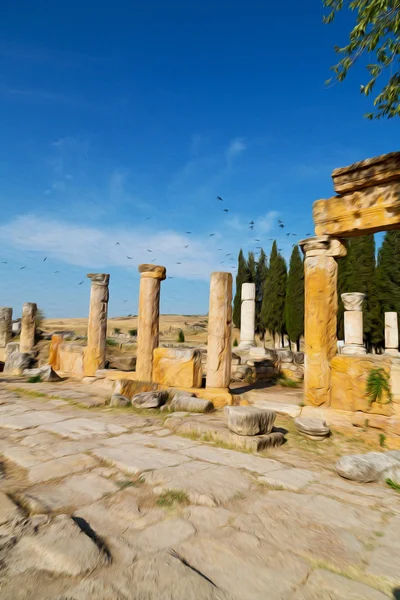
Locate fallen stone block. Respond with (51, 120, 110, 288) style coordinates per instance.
(226, 406, 276, 436)
(336, 450, 400, 483)
(152, 347, 203, 388)
(170, 394, 214, 413)
(110, 394, 131, 407)
(131, 391, 168, 409)
(23, 364, 62, 382)
(107, 355, 136, 371)
(295, 417, 330, 440)
(4, 351, 34, 375)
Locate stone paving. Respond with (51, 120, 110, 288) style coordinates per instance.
(0, 381, 399, 599)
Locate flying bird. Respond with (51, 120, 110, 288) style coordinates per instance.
(278, 219, 284, 224)
(209, 233, 215, 236)
(225, 253, 231, 256)
(116, 242, 120, 245)
(185, 231, 192, 234)
(176, 262, 182, 265)
(127, 256, 133, 259)
(217, 248, 223, 251)
(306, 232, 312, 236)
(2, 262, 7, 264)
(254, 239, 260, 242)
(269, 238, 274, 241)
(43, 257, 47, 262)
(151, 259, 156, 262)
(249, 220, 254, 225)
(217, 196, 223, 201)
(286, 233, 291, 237)
(20, 266, 26, 270)
(168, 276, 175, 279)
(54, 271, 59, 274)
(79, 280, 84, 285)
(220, 261, 224, 264)
(249, 225, 254, 230)
(147, 249, 152, 252)
(184, 245, 189, 248)
(279, 224, 284, 229)
(146, 216, 152, 220)
(223, 209, 229, 213)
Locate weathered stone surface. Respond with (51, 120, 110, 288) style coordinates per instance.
(10, 515, 106, 576)
(295, 417, 330, 440)
(84, 273, 110, 376)
(152, 347, 203, 388)
(293, 568, 389, 599)
(107, 355, 136, 371)
(131, 390, 168, 408)
(146, 461, 251, 507)
(136, 518, 195, 551)
(40, 417, 127, 439)
(4, 351, 34, 375)
(331, 355, 393, 414)
(110, 394, 131, 407)
(58, 343, 85, 376)
(336, 451, 400, 483)
(258, 468, 315, 491)
(53, 579, 126, 600)
(249, 398, 302, 418)
(136, 264, 166, 381)
(48, 334, 63, 370)
(206, 272, 232, 389)
(91, 444, 190, 475)
(26, 453, 98, 484)
(314, 181, 400, 238)
(183, 506, 232, 533)
(20, 302, 37, 353)
(0, 410, 66, 430)
(0, 492, 20, 524)
(23, 364, 61, 382)
(182, 444, 282, 474)
(332, 151, 400, 194)
(226, 406, 275, 436)
(0, 307, 13, 348)
(170, 394, 214, 413)
(25, 473, 118, 512)
(366, 515, 400, 581)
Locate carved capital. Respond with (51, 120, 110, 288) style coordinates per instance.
(299, 235, 347, 258)
(138, 264, 167, 280)
(87, 273, 110, 286)
(341, 292, 365, 311)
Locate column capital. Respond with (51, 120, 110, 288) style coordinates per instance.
(241, 282, 255, 301)
(87, 273, 110, 286)
(0, 307, 12, 320)
(341, 292, 365, 311)
(299, 235, 347, 258)
(138, 264, 166, 280)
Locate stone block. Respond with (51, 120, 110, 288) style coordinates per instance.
(58, 343, 85, 376)
(23, 364, 61, 382)
(331, 151, 400, 194)
(152, 347, 202, 388)
(110, 394, 131, 407)
(107, 355, 136, 371)
(48, 334, 63, 370)
(225, 406, 276, 436)
(4, 351, 34, 375)
(131, 390, 168, 408)
(294, 417, 330, 440)
(170, 394, 214, 413)
(336, 450, 400, 483)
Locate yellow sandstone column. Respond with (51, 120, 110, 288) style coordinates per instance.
(299, 236, 346, 406)
(20, 302, 37, 353)
(136, 264, 166, 381)
(206, 272, 233, 389)
(84, 273, 110, 376)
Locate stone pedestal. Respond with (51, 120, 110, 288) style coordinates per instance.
(341, 292, 366, 355)
(136, 264, 166, 381)
(385, 312, 399, 355)
(0, 308, 13, 348)
(299, 236, 347, 406)
(238, 283, 256, 350)
(206, 272, 233, 388)
(84, 274, 110, 376)
(20, 302, 37, 353)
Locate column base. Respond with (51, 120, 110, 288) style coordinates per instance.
(237, 341, 256, 351)
(342, 345, 366, 355)
(385, 348, 400, 357)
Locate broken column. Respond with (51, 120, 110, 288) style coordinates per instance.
(206, 272, 232, 389)
(84, 273, 110, 376)
(0, 307, 13, 349)
(385, 311, 399, 355)
(299, 236, 346, 406)
(238, 283, 256, 350)
(341, 292, 366, 355)
(136, 264, 166, 381)
(20, 302, 37, 353)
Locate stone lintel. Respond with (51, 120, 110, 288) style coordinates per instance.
(87, 273, 110, 286)
(299, 236, 347, 258)
(313, 182, 400, 238)
(332, 151, 400, 194)
(138, 264, 167, 280)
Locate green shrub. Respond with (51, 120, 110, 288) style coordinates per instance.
(385, 478, 400, 492)
(177, 329, 185, 343)
(156, 489, 189, 508)
(233, 338, 238, 347)
(106, 338, 118, 347)
(113, 327, 121, 335)
(277, 375, 299, 388)
(27, 374, 42, 383)
(379, 433, 386, 448)
(128, 329, 137, 337)
(366, 368, 392, 406)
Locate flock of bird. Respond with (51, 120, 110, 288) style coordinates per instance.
(2, 195, 313, 289)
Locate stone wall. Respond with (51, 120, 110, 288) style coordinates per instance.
(57, 343, 86, 376)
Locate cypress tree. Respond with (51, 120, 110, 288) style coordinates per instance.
(285, 245, 304, 351)
(233, 249, 249, 329)
(255, 248, 268, 336)
(377, 231, 400, 344)
(247, 251, 256, 283)
(261, 241, 287, 345)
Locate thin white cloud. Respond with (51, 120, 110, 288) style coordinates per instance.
(226, 138, 247, 161)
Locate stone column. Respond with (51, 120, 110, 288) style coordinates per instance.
(238, 283, 256, 350)
(20, 302, 37, 353)
(385, 312, 399, 355)
(206, 272, 233, 389)
(0, 308, 13, 348)
(84, 274, 110, 376)
(299, 236, 346, 406)
(341, 292, 366, 355)
(136, 264, 166, 381)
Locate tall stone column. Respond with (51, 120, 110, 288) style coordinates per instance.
(341, 293, 366, 355)
(206, 272, 233, 389)
(0, 308, 13, 348)
(20, 302, 37, 353)
(84, 273, 110, 376)
(136, 264, 166, 381)
(299, 236, 346, 406)
(238, 283, 256, 350)
(385, 311, 399, 355)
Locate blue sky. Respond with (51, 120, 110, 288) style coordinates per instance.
(0, 0, 398, 318)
